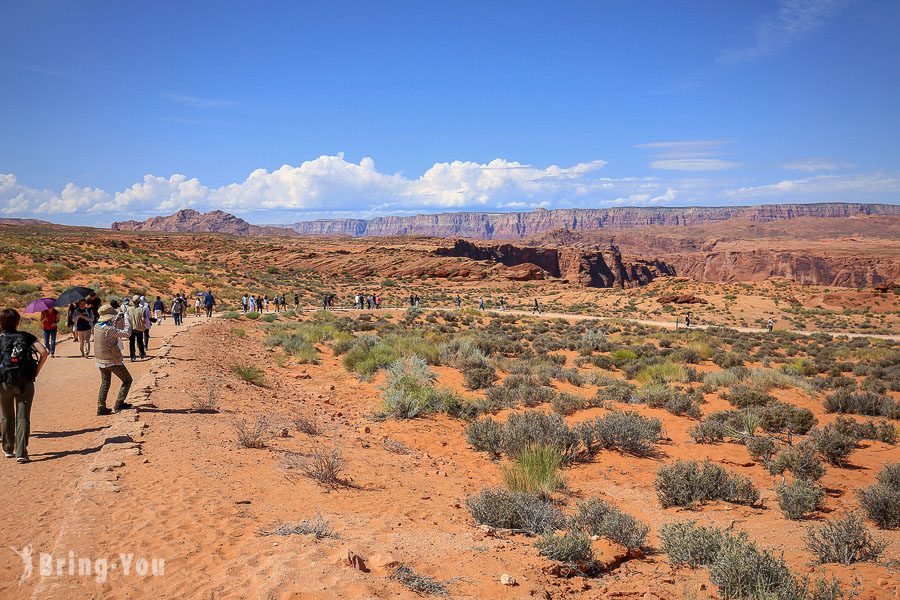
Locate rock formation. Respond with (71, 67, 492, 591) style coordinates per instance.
(111, 209, 295, 237)
(285, 203, 899, 239)
(434, 239, 675, 288)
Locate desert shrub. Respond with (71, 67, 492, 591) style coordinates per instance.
(768, 441, 825, 482)
(263, 513, 339, 540)
(594, 379, 636, 404)
(501, 411, 579, 462)
(690, 419, 727, 444)
(610, 348, 638, 366)
(759, 402, 817, 435)
(655, 460, 759, 507)
(488, 374, 557, 408)
(343, 333, 441, 378)
(745, 435, 777, 464)
(824, 389, 900, 418)
(551, 392, 586, 415)
(461, 357, 497, 390)
(659, 521, 725, 568)
(232, 364, 266, 386)
(591, 410, 661, 456)
(501, 445, 565, 497)
(635, 362, 687, 385)
(806, 513, 886, 564)
(722, 385, 773, 409)
(713, 351, 745, 369)
(570, 498, 648, 551)
(466, 488, 564, 534)
(191, 376, 220, 413)
(466, 417, 503, 455)
(377, 357, 462, 419)
(288, 446, 346, 487)
(858, 463, 900, 529)
(392, 565, 448, 596)
(748, 369, 815, 394)
(293, 411, 321, 436)
(232, 327, 246, 338)
(703, 366, 749, 389)
(261, 313, 278, 322)
(535, 530, 594, 564)
(222, 311, 241, 319)
(232, 416, 272, 448)
(777, 479, 825, 520)
(832, 415, 898, 444)
(810, 426, 856, 466)
(636, 384, 701, 418)
(710, 534, 796, 600)
(245, 311, 260, 320)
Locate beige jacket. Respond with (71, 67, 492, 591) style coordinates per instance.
(128, 305, 147, 332)
(94, 317, 132, 368)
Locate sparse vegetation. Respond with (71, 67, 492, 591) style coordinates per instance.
(655, 460, 760, 507)
(806, 513, 886, 564)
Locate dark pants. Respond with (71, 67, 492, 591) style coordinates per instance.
(205, 306, 213, 317)
(173, 313, 182, 325)
(0, 381, 34, 458)
(129, 330, 146, 360)
(143, 329, 150, 351)
(98, 364, 132, 409)
(43, 328, 57, 356)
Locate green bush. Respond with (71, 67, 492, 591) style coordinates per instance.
(570, 498, 648, 551)
(636, 384, 700, 418)
(590, 410, 661, 456)
(231, 364, 266, 386)
(635, 362, 687, 385)
(501, 411, 579, 462)
(659, 521, 725, 568)
(378, 356, 455, 419)
(501, 445, 565, 497)
(777, 479, 825, 520)
(461, 356, 497, 390)
(535, 530, 594, 564)
(222, 311, 241, 319)
(594, 379, 636, 404)
(832, 416, 897, 444)
(722, 385, 773, 409)
(466, 488, 564, 534)
(655, 460, 759, 507)
(551, 392, 586, 416)
(824, 389, 900, 418)
(806, 513, 886, 564)
(710, 533, 796, 600)
(261, 313, 278, 322)
(745, 435, 777, 464)
(245, 311, 260, 320)
(758, 401, 817, 435)
(702, 366, 749, 389)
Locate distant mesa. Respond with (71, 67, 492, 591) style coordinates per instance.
(111, 209, 295, 237)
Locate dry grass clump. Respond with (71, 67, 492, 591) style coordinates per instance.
(233, 416, 272, 448)
(231, 364, 267, 387)
(191, 375, 220, 413)
(501, 445, 565, 497)
(284, 445, 347, 487)
(392, 565, 448, 596)
(292, 411, 321, 436)
(262, 513, 340, 540)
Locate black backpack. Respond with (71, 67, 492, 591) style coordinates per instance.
(0, 333, 39, 387)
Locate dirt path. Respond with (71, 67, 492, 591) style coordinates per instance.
(0, 315, 210, 598)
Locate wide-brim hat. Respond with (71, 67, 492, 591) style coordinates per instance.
(97, 305, 118, 322)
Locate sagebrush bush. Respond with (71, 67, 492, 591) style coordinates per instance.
(466, 417, 503, 455)
(806, 513, 886, 564)
(461, 356, 497, 390)
(570, 498, 648, 551)
(810, 425, 856, 466)
(466, 488, 564, 534)
(501, 445, 565, 497)
(655, 460, 759, 507)
(710, 533, 796, 600)
(768, 441, 825, 482)
(832, 415, 897, 444)
(824, 389, 900, 418)
(659, 521, 725, 568)
(702, 366, 749, 389)
(759, 401, 817, 435)
(590, 410, 662, 456)
(635, 362, 687, 385)
(594, 379, 636, 404)
(745, 435, 777, 464)
(858, 463, 900, 529)
(551, 392, 586, 415)
(379, 356, 445, 419)
(722, 385, 773, 409)
(233, 416, 272, 448)
(690, 419, 726, 444)
(501, 411, 579, 462)
(535, 530, 594, 564)
(777, 479, 825, 520)
(635, 384, 701, 419)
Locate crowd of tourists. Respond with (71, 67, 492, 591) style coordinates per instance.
(240, 293, 299, 313)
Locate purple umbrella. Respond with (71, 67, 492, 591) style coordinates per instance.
(25, 298, 56, 314)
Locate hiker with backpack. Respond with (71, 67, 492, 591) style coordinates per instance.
(93, 304, 134, 415)
(0, 308, 49, 463)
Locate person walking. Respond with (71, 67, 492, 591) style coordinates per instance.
(194, 295, 202, 317)
(456, 294, 462, 309)
(153, 296, 165, 323)
(532, 299, 541, 314)
(74, 299, 95, 357)
(127, 295, 147, 361)
(767, 317, 775, 333)
(0, 308, 49, 462)
(478, 297, 485, 311)
(171, 295, 184, 326)
(140, 296, 152, 352)
(93, 304, 133, 415)
(40, 306, 59, 358)
(684, 313, 692, 328)
(294, 292, 299, 308)
(66, 303, 77, 341)
(203, 290, 215, 318)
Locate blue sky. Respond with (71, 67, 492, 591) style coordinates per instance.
(1, 0, 898, 225)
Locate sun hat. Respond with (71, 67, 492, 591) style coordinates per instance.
(98, 305, 118, 323)
(132, 294, 140, 303)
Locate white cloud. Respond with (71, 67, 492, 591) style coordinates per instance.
(781, 158, 849, 172)
(162, 93, 234, 108)
(651, 159, 740, 171)
(727, 173, 900, 199)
